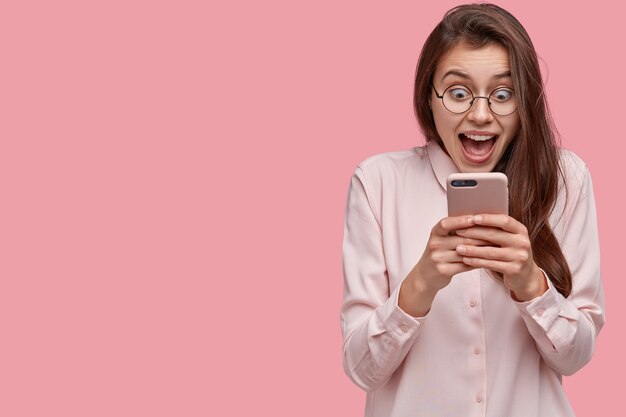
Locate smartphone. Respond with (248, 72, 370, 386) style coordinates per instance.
(446, 172, 508, 216)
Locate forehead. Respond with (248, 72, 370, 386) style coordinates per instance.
(435, 41, 511, 82)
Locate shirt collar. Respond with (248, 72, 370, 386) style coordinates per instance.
(426, 140, 460, 191)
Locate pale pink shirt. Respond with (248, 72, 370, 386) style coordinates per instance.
(341, 141, 605, 417)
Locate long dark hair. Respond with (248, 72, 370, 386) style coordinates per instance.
(414, 4, 572, 297)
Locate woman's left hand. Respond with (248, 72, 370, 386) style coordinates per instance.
(454, 214, 548, 302)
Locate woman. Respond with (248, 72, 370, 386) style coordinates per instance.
(340, 4, 604, 416)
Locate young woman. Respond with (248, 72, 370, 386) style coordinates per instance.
(340, 4, 604, 416)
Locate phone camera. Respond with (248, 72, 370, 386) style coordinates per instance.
(451, 179, 478, 187)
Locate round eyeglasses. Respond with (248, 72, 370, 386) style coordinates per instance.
(432, 83, 518, 116)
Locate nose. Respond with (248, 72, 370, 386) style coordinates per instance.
(467, 97, 493, 124)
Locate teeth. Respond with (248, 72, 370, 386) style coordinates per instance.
(465, 134, 496, 141)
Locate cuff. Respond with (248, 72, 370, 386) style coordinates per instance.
(515, 270, 561, 331)
(513, 270, 580, 355)
(373, 284, 426, 344)
(513, 269, 573, 332)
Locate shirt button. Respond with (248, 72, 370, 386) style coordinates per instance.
(469, 298, 477, 307)
(474, 346, 481, 355)
(537, 309, 544, 317)
(475, 394, 482, 403)
(400, 325, 409, 333)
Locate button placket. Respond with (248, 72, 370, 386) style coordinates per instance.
(472, 270, 488, 412)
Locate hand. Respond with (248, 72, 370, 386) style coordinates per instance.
(399, 215, 491, 317)
(454, 214, 548, 301)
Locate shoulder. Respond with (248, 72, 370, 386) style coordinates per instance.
(355, 145, 428, 184)
(349, 146, 429, 223)
(558, 148, 590, 192)
(550, 148, 594, 232)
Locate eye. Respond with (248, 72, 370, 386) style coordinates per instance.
(491, 88, 514, 102)
(446, 86, 472, 101)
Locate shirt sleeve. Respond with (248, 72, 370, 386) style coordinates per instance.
(340, 167, 426, 392)
(513, 165, 605, 376)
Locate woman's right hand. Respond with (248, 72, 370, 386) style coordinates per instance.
(398, 215, 490, 317)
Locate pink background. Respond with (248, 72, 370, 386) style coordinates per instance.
(1, 1, 622, 415)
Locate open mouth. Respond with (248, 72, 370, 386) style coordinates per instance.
(458, 133, 498, 163)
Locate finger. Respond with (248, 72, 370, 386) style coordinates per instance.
(439, 236, 493, 249)
(434, 261, 479, 277)
(448, 263, 479, 276)
(427, 235, 492, 254)
(430, 250, 468, 264)
(461, 257, 510, 274)
(453, 236, 493, 247)
(456, 244, 517, 262)
(472, 214, 526, 234)
(433, 216, 476, 237)
(455, 226, 509, 247)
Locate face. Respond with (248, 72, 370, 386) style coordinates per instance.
(431, 41, 521, 172)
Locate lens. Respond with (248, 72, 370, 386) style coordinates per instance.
(488, 88, 517, 116)
(442, 86, 473, 114)
(451, 179, 477, 187)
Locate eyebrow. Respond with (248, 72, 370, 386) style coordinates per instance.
(441, 70, 512, 82)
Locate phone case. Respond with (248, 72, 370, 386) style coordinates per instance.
(446, 172, 508, 216)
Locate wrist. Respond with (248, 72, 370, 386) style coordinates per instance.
(511, 266, 548, 302)
(398, 275, 438, 318)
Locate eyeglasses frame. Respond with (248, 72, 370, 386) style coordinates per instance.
(431, 82, 518, 116)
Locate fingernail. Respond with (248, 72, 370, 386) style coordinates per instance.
(473, 215, 482, 223)
(457, 245, 466, 254)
